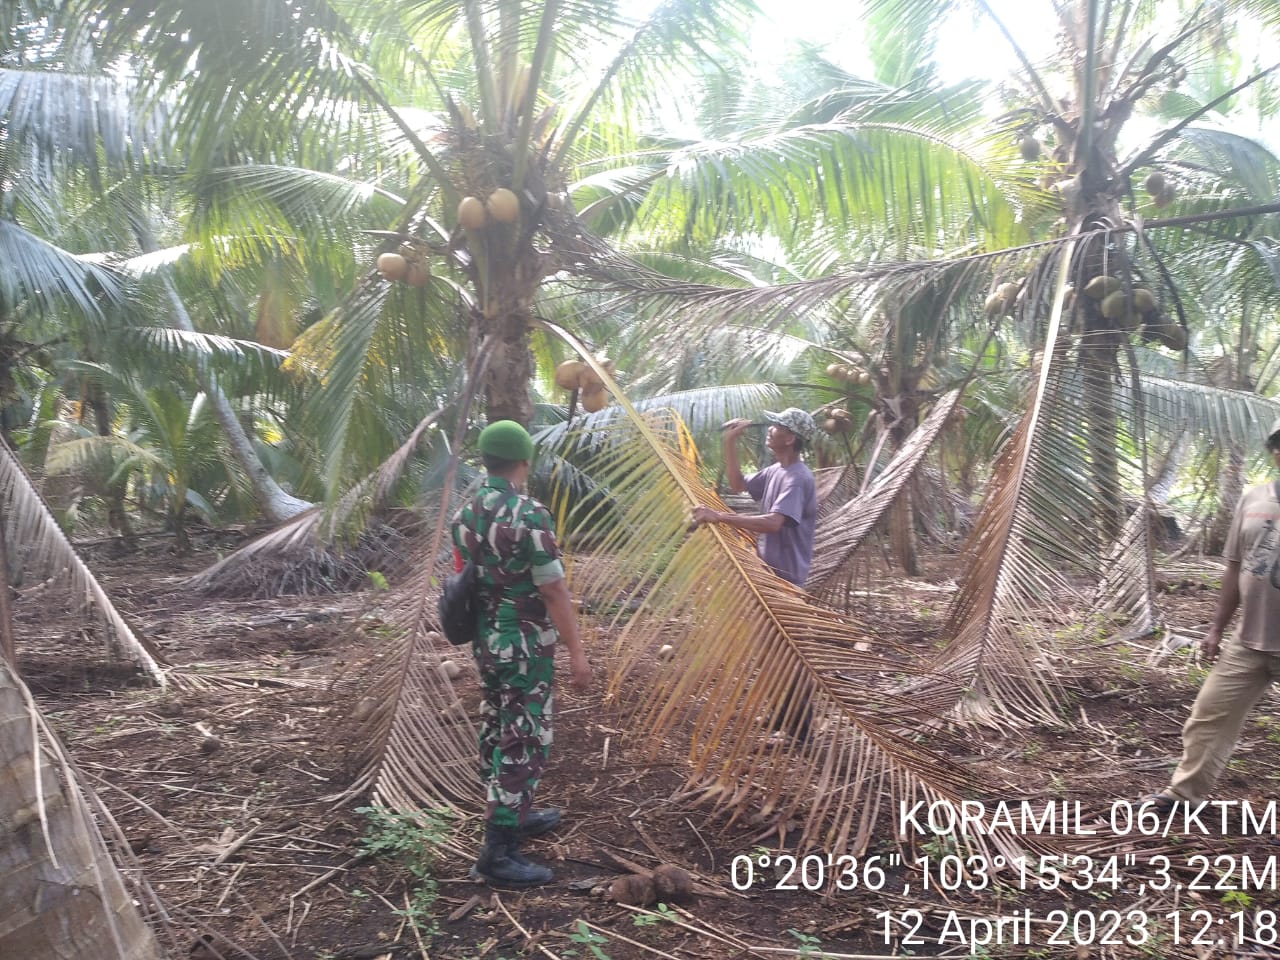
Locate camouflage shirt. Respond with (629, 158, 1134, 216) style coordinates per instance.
(451, 476, 566, 632)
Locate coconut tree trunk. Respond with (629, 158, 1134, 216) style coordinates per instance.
(0, 658, 161, 959)
(889, 486, 920, 576)
(0, 513, 14, 667)
(470, 226, 541, 426)
(84, 379, 137, 548)
(159, 281, 313, 524)
(1206, 443, 1245, 555)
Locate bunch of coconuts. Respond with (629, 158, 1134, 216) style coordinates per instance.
(373, 187, 524, 285)
(826, 362, 871, 386)
(1083, 274, 1185, 350)
(823, 407, 853, 434)
(376, 241, 433, 287)
(983, 279, 1024, 318)
(457, 186, 521, 231)
(607, 864, 695, 906)
(554, 356, 614, 413)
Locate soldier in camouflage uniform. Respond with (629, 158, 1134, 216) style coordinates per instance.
(451, 420, 592, 887)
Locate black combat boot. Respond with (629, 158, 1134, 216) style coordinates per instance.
(517, 807, 562, 839)
(471, 824, 553, 887)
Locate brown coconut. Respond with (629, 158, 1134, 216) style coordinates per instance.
(404, 261, 431, 288)
(377, 252, 409, 282)
(487, 187, 520, 224)
(438, 659, 464, 681)
(580, 387, 608, 413)
(651, 864, 694, 903)
(458, 196, 487, 230)
(1084, 275, 1122, 299)
(555, 360, 588, 390)
(609, 874, 656, 906)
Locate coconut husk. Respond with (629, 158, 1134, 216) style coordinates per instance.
(609, 874, 656, 906)
(651, 864, 694, 903)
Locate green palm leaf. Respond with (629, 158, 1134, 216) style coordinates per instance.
(0, 221, 124, 320)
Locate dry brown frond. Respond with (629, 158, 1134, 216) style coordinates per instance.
(0, 438, 164, 685)
(806, 389, 961, 599)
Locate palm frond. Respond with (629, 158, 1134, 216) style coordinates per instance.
(926, 247, 1080, 727)
(531, 328, 1005, 853)
(1093, 503, 1158, 641)
(0, 658, 166, 958)
(1138, 374, 1280, 443)
(565, 405, 1009, 853)
(0, 439, 165, 685)
(806, 389, 961, 597)
(601, 122, 1034, 251)
(187, 403, 452, 595)
(0, 220, 125, 321)
(0, 67, 160, 185)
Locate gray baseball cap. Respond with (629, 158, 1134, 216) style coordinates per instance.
(763, 407, 817, 441)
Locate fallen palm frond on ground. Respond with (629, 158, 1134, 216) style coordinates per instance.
(806, 388, 961, 603)
(0, 438, 164, 685)
(187, 404, 449, 597)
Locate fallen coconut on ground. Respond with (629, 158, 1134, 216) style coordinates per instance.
(651, 864, 694, 903)
(438, 659, 464, 681)
(609, 874, 657, 906)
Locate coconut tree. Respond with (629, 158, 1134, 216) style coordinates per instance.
(0, 656, 161, 958)
(70, 0, 1280, 846)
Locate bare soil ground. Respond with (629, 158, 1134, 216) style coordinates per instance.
(14, 537, 1280, 960)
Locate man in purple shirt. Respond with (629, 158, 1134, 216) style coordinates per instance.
(691, 407, 818, 586)
(691, 407, 818, 740)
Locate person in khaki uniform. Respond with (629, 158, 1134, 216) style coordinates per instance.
(1149, 416, 1280, 811)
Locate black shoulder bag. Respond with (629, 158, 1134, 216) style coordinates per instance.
(438, 500, 489, 646)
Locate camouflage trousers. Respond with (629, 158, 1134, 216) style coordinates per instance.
(474, 621, 556, 828)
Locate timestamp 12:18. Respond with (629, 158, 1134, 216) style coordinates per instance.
(1168, 909, 1276, 947)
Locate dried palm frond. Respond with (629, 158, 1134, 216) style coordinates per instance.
(1094, 503, 1158, 643)
(336, 342, 497, 815)
(566, 406, 1021, 854)
(1093, 341, 1159, 643)
(806, 389, 961, 600)
(925, 246, 1084, 727)
(188, 404, 449, 597)
(814, 464, 861, 520)
(0, 438, 164, 686)
(507, 329, 1004, 854)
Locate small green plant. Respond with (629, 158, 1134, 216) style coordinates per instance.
(631, 903, 677, 928)
(356, 805, 452, 936)
(787, 928, 828, 958)
(1221, 889, 1253, 909)
(367, 570, 389, 590)
(565, 920, 611, 960)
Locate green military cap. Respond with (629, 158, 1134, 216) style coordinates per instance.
(478, 420, 535, 461)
